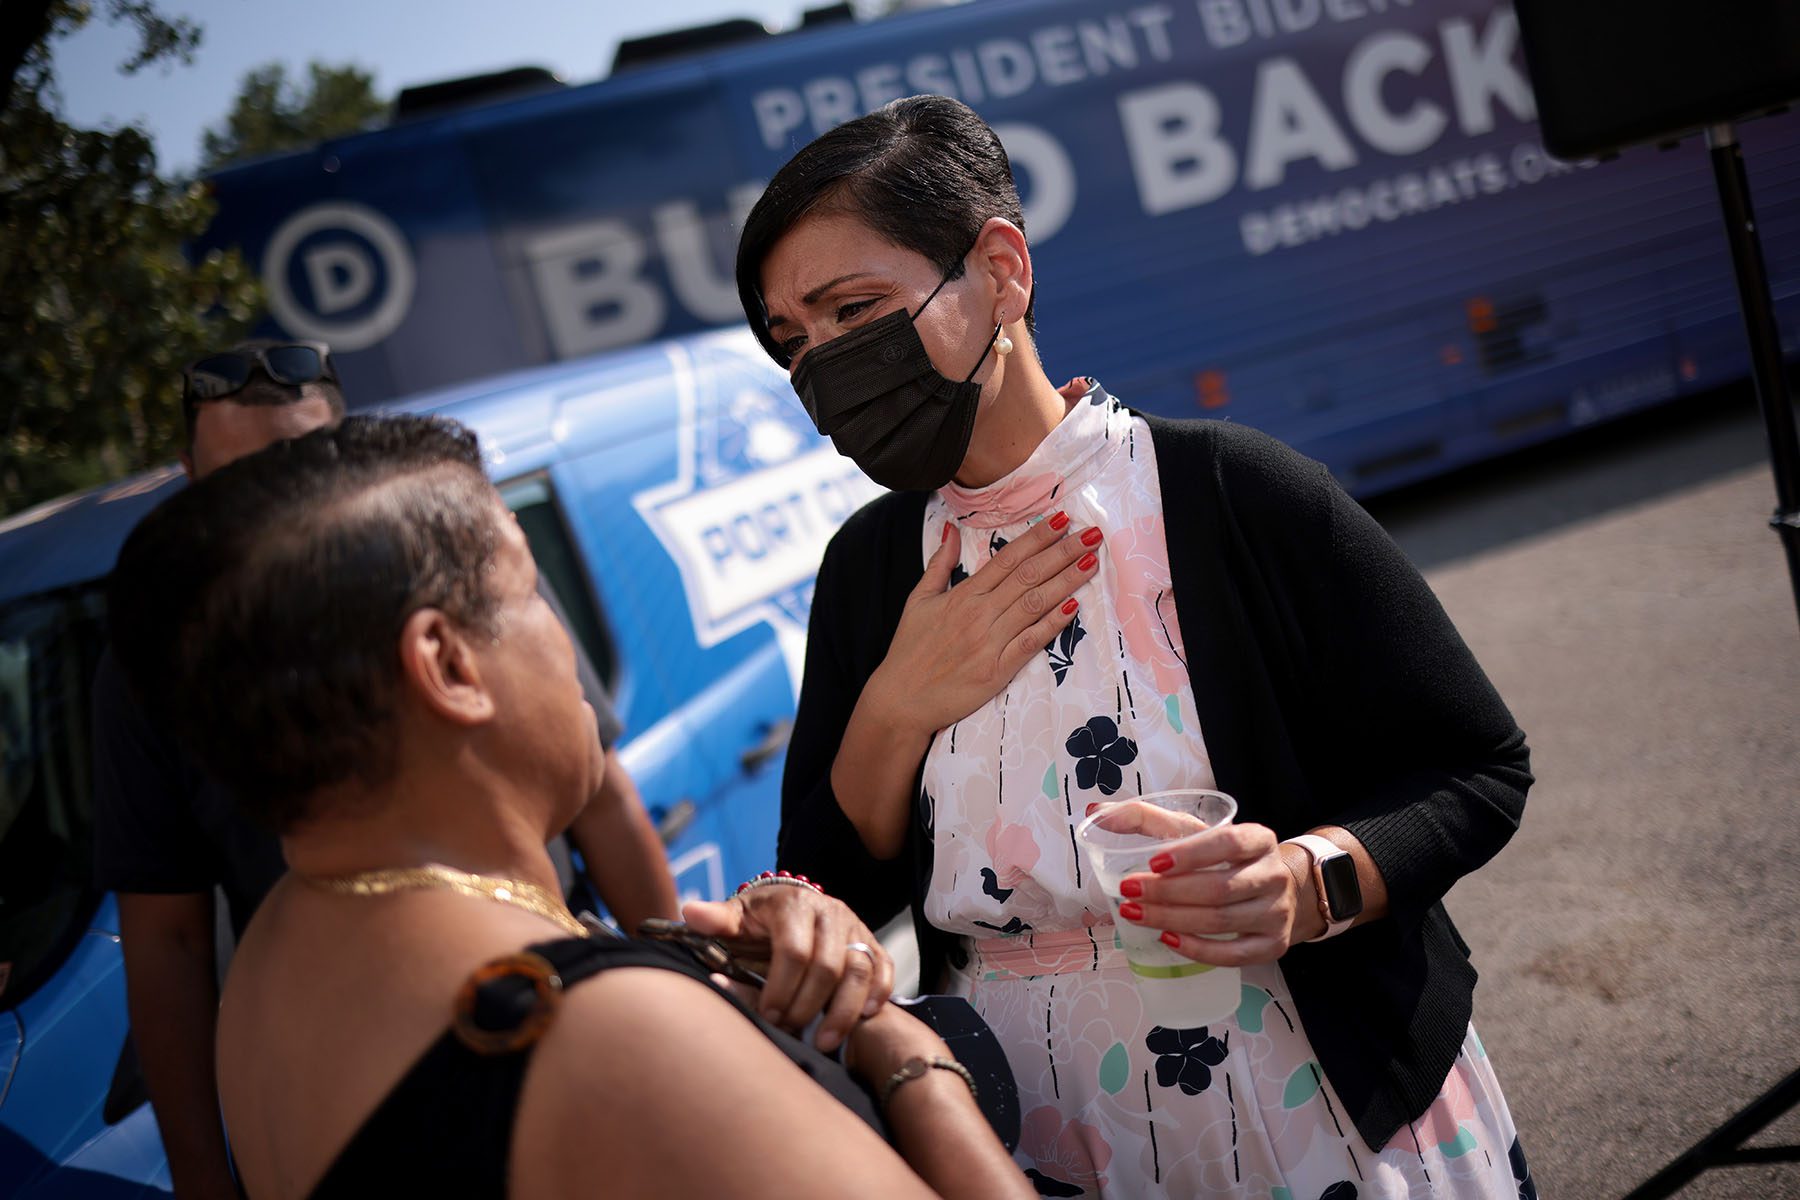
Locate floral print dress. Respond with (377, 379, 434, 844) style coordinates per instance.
(919, 380, 1533, 1199)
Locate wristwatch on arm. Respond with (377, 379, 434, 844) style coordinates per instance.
(1284, 834, 1364, 942)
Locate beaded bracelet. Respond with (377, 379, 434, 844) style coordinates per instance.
(734, 869, 824, 897)
(880, 1055, 979, 1108)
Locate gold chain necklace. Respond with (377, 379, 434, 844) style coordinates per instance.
(303, 863, 589, 939)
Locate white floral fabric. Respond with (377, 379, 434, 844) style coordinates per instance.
(916, 380, 1530, 1198)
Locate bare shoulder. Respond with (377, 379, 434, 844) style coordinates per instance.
(514, 965, 782, 1122)
(526, 961, 730, 1066)
(509, 967, 930, 1199)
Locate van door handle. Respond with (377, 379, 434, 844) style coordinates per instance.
(654, 799, 696, 846)
(739, 718, 793, 774)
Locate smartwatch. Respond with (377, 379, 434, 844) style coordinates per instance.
(1285, 834, 1363, 942)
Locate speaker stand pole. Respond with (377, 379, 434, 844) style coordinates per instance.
(1626, 118, 1800, 1196)
(1705, 121, 1800, 632)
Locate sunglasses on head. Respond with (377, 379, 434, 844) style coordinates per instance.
(183, 342, 337, 402)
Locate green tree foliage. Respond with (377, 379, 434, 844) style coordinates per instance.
(200, 60, 385, 172)
(0, 2, 262, 516)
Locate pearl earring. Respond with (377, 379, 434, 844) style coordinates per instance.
(994, 318, 1013, 357)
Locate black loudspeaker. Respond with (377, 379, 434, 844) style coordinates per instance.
(1513, 13, 1800, 1199)
(1513, 0, 1800, 159)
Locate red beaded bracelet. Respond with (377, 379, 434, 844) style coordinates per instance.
(734, 869, 825, 897)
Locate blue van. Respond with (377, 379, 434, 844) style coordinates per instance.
(0, 328, 878, 1194)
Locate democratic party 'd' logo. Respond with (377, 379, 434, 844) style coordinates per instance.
(262, 202, 416, 352)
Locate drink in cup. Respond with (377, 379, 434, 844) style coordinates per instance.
(1073, 788, 1240, 1027)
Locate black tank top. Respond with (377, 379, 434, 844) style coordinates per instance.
(304, 935, 884, 1197)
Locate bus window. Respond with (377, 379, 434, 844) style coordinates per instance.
(0, 585, 107, 1011)
(497, 476, 617, 691)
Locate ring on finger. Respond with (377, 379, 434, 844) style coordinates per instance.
(845, 941, 876, 964)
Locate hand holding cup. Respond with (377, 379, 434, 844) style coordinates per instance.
(1075, 789, 1244, 1025)
(1107, 815, 1304, 970)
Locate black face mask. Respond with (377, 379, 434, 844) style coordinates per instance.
(789, 261, 1001, 492)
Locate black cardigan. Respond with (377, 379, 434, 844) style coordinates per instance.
(778, 414, 1532, 1151)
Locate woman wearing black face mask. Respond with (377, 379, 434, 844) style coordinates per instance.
(739, 95, 1536, 1199)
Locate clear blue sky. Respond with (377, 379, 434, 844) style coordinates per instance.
(50, 0, 821, 174)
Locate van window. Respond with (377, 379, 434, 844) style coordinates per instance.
(0, 584, 107, 1011)
(498, 476, 617, 690)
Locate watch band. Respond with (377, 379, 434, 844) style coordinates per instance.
(1285, 834, 1357, 942)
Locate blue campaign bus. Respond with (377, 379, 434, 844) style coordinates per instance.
(195, 0, 1800, 495)
(8, 0, 1800, 1190)
(0, 329, 879, 1194)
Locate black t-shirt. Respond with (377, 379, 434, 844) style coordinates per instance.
(89, 648, 285, 937)
(91, 579, 624, 936)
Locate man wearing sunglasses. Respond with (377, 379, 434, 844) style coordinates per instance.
(176, 340, 344, 479)
(89, 340, 685, 1199)
(89, 339, 346, 1199)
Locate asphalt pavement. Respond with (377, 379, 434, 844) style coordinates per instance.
(1367, 387, 1800, 1200)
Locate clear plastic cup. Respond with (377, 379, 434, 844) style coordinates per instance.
(1073, 788, 1240, 1028)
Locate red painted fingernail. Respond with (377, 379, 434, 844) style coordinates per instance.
(1061, 597, 1079, 615)
(1119, 901, 1144, 921)
(1049, 510, 1070, 531)
(942, 522, 953, 544)
(1120, 877, 1143, 898)
(1160, 931, 1182, 949)
(1077, 552, 1097, 571)
(1149, 852, 1175, 874)
(1080, 527, 1103, 546)
(1085, 802, 1100, 816)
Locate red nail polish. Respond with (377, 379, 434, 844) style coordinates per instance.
(1085, 802, 1100, 816)
(1160, 931, 1182, 949)
(1119, 901, 1144, 921)
(1120, 877, 1143, 898)
(1080, 527, 1103, 547)
(1077, 552, 1097, 571)
(941, 523, 953, 544)
(1049, 511, 1070, 531)
(1149, 852, 1175, 874)
(1061, 598, 1079, 615)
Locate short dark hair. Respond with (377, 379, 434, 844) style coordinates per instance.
(735, 94, 1033, 365)
(109, 414, 500, 832)
(181, 338, 349, 447)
